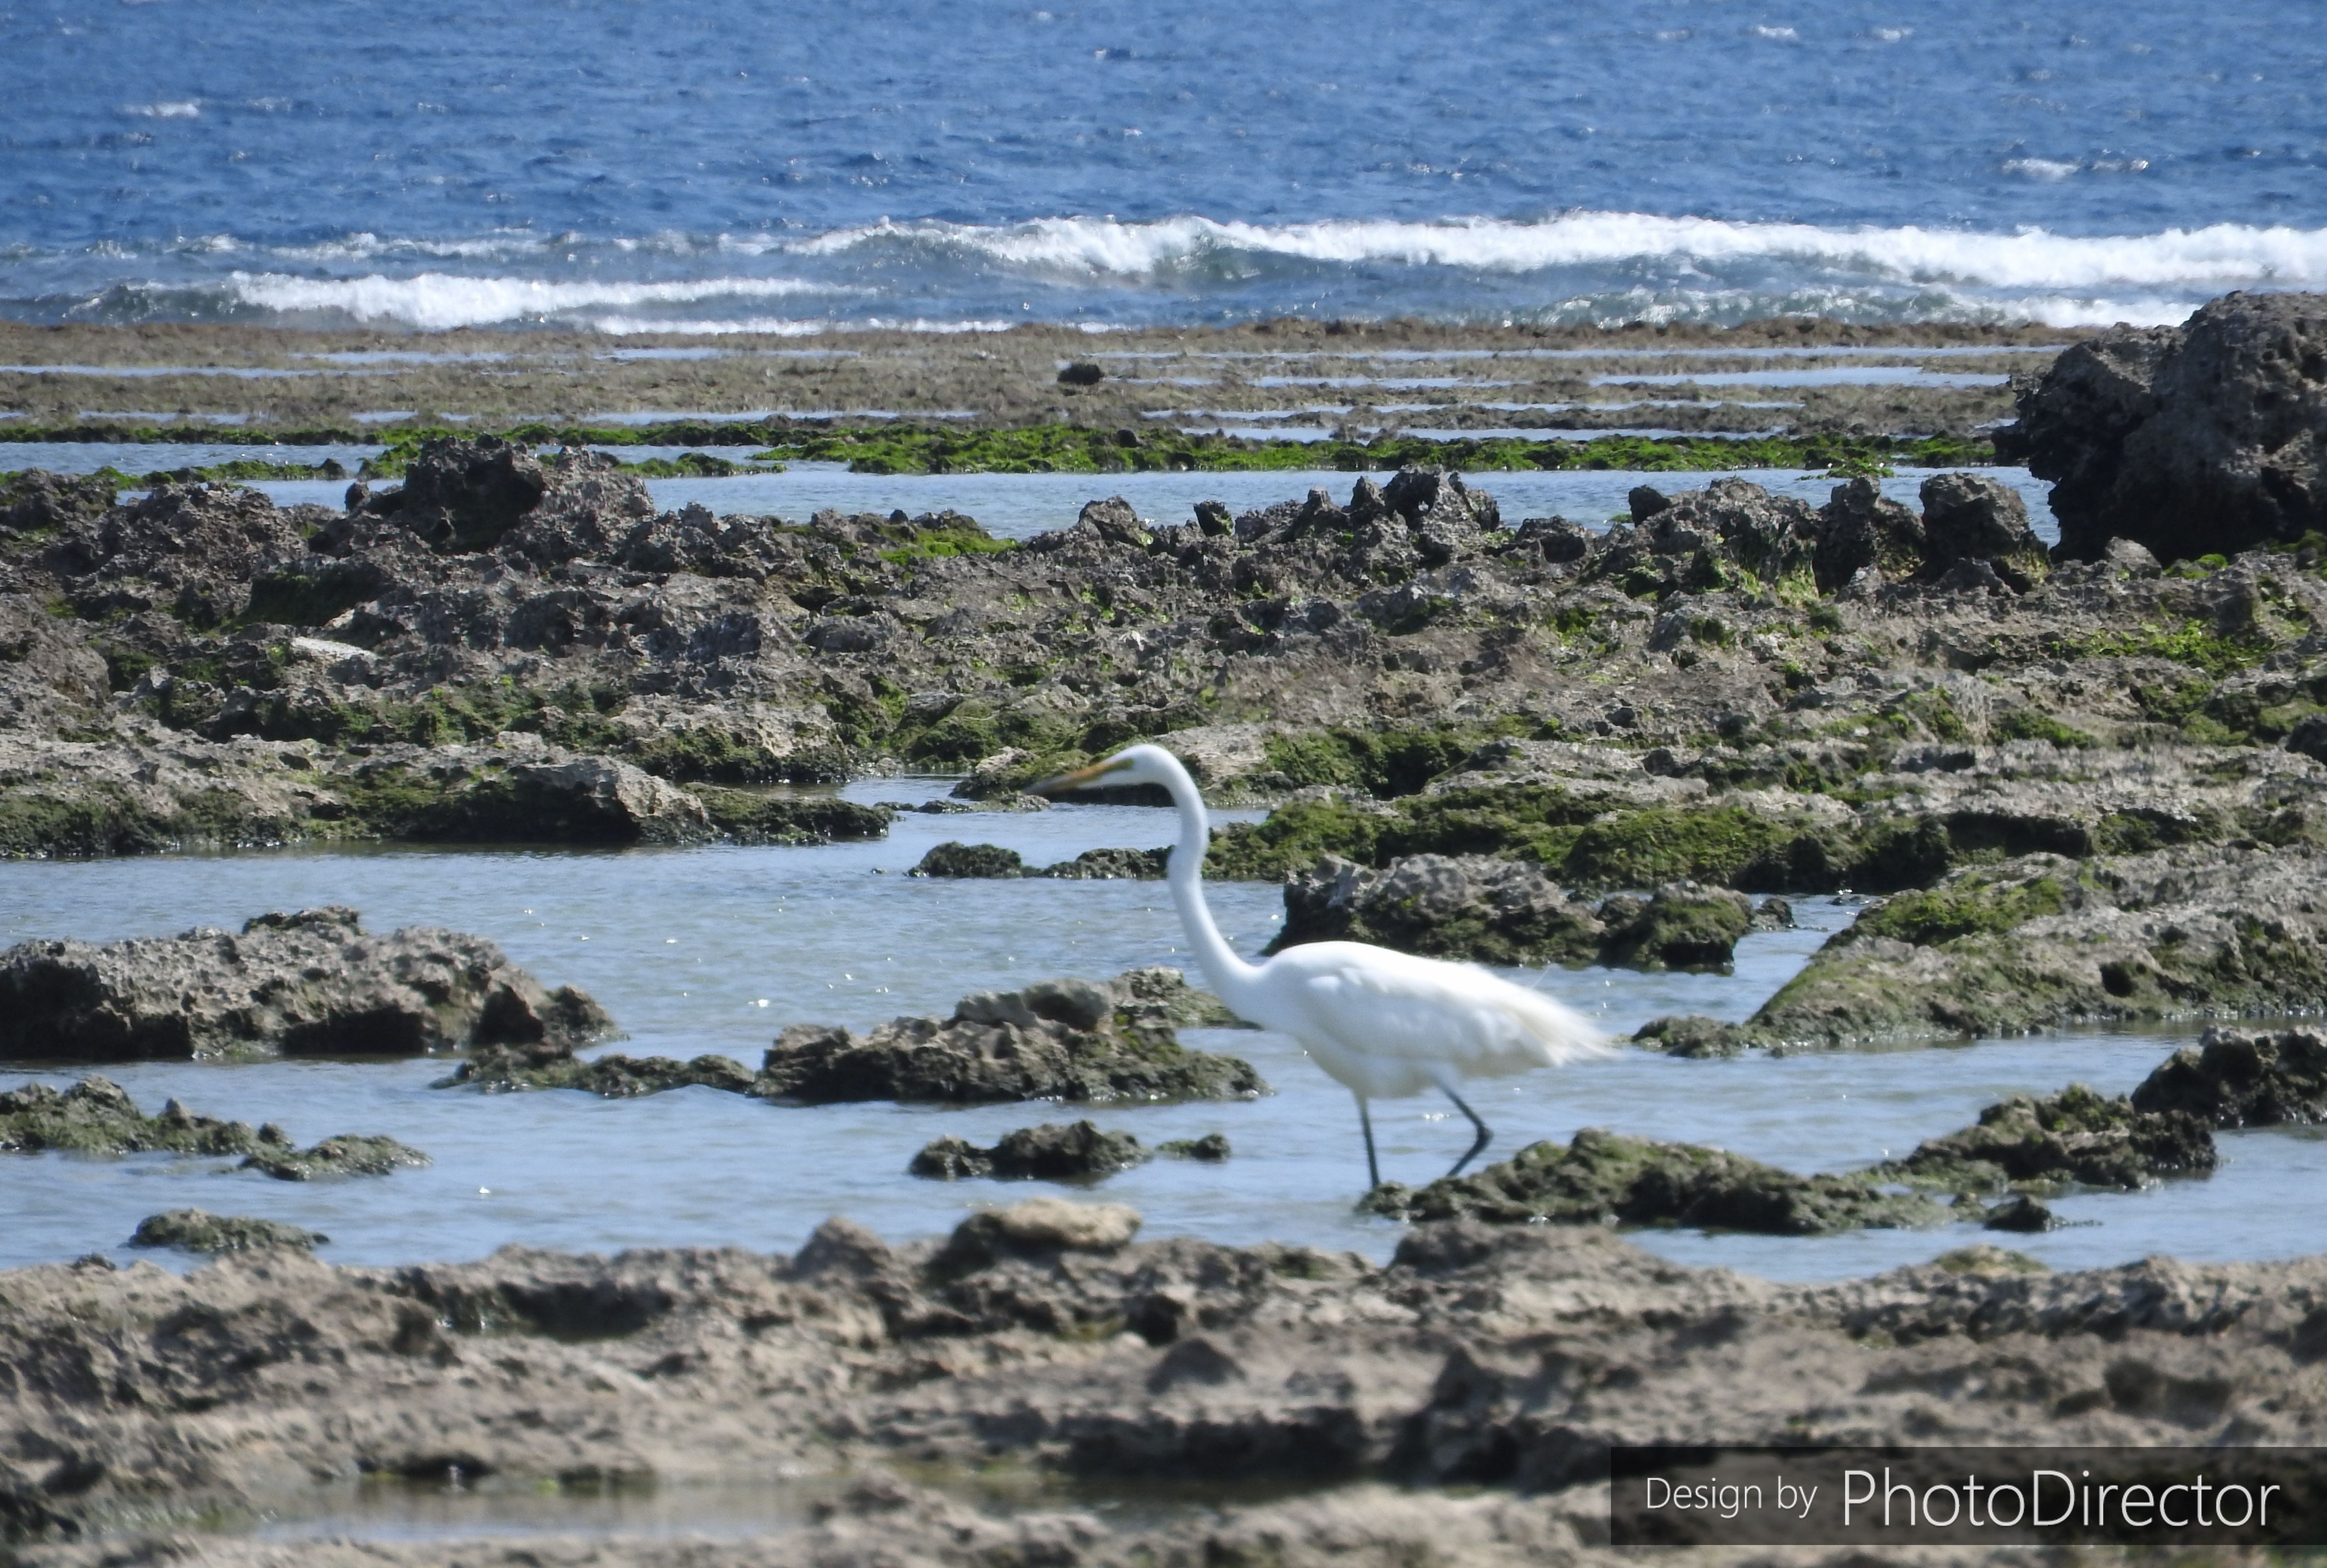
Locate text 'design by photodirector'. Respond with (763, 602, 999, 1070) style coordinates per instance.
(1610, 1447, 2327, 1548)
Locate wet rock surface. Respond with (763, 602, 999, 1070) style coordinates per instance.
(0, 907, 613, 1062)
(1362, 1126, 1946, 1234)
(910, 839, 1171, 880)
(758, 973, 1265, 1105)
(437, 1042, 757, 1097)
(910, 1120, 1152, 1181)
(128, 1209, 327, 1253)
(11, 1206, 2327, 1558)
(1883, 1084, 2219, 1192)
(1272, 854, 1754, 969)
(2, 1074, 425, 1181)
(240, 1130, 431, 1182)
(2131, 1024, 2327, 1126)
(2000, 290, 2327, 562)
(1639, 844, 2327, 1050)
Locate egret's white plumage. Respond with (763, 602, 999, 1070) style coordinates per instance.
(1038, 744, 1609, 1185)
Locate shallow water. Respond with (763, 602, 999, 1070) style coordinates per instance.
(0, 778, 2297, 1282)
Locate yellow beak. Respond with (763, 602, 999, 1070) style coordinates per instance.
(1030, 758, 1130, 795)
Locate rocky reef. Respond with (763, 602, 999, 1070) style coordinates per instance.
(911, 1120, 1152, 1180)
(758, 974, 1265, 1105)
(0, 906, 611, 1062)
(1273, 853, 1774, 968)
(433, 969, 1257, 1105)
(7, 1205, 2327, 1559)
(1, 1075, 426, 1180)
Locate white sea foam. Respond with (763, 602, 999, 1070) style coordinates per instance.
(121, 100, 199, 118)
(225, 273, 848, 330)
(796, 212, 2327, 295)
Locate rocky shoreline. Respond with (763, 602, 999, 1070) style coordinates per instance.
(5, 1207, 2326, 1565)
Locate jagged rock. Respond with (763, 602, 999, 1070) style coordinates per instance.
(909, 1120, 1151, 1181)
(0, 1076, 259, 1155)
(240, 1131, 430, 1181)
(0, 907, 612, 1062)
(1595, 881, 1753, 970)
(2000, 291, 2327, 561)
(932, 1196, 1142, 1272)
(1041, 845, 1169, 880)
(1362, 1126, 1944, 1234)
(0, 594, 109, 733)
(128, 1209, 326, 1253)
(1883, 1083, 2217, 1191)
(1918, 471, 2051, 590)
(1813, 477, 1925, 592)
(412, 755, 713, 845)
(756, 974, 1267, 1104)
(2131, 1026, 2327, 1126)
(0, 469, 116, 538)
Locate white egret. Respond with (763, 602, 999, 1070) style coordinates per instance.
(1037, 744, 1609, 1187)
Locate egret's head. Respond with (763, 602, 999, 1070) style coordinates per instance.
(1032, 743, 1178, 796)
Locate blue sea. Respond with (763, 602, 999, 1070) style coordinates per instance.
(1, 0, 2320, 332)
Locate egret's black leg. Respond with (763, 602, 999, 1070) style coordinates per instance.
(1357, 1094, 1381, 1190)
(1441, 1085, 1492, 1178)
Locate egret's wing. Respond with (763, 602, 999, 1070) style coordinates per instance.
(1264, 941, 1610, 1079)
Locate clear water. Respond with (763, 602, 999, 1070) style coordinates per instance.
(0, 778, 2304, 1282)
(0, 1, 2319, 330)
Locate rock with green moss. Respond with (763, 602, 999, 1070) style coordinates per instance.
(1159, 1132, 1231, 1161)
(0, 1076, 260, 1155)
(241, 1129, 430, 1181)
(436, 1041, 756, 1097)
(757, 974, 1266, 1105)
(909, 1120, 1151, 1181)
(0, 906, 612, 1062)
(1709, 846, 2327, 1048)
(2130, 1026, 2327, 1126)
(1362, 1126, 1946, 1234)
(129, 1209, 327, 1253)
(911, 841, 1028, 878)
(1596, 882, 1754, 969)
(690, 790, 890, 845)
(1882, 1083, 2215, 1192)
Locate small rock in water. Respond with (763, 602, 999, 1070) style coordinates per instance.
(1159, 1132, 1231, 1161)
(130, 1208, 327, 1253)
(909, 841, 1027, 878)
(1981, 1195, 2059, 1233)
(242, 1132, 431, 1182)
(909, 1119, 1150, 1181)
(2130, 1026, 2327, 1127)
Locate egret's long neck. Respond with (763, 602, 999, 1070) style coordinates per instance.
(1156, 756, 1263, 1012)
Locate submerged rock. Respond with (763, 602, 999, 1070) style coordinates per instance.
(2131, 1026, 2327, 1126)
(0, 907, 612, 1062)
(1159, 1131, 1231, 1161)
(240, 1130, 431, 1181)
(128, 1209, 327, 1253)
(910, 1120, 1151, 1181)
(759, 973, 1266, 1105)
(909, 840, 1169, 880)
(1274, 854, 1752, 970)
(1981, 1195, 2060, 1233)
(1883, 1083, 2217, 1192)
(910, 840, 1029, 878)
(1362, 1126, 1946, 1234)
(439, 1042, 755, 1096)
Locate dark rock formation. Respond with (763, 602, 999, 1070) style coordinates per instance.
(1159, 1131, 1231, 1161)
(758, 974, 1266, 1105)
(1813, 476, 1925, 592)
(1917, 471, 2051, 590)
(909, 1120, 1151, 1180)
(908, 840, 1168, 880)
(910, 840, 1028, 878)
(128, 1209, 326, 1253)
(1362, 1126, 1945, 1234)
(1981, 1195, 2059, 1233)
(1274, 856, 1752, 970)
(1884, 1083, 2217, 1191)
(0, 907, 612, 1062)
(1999, 291, 2327, 561)
(2131, 1025, 2327, 1126)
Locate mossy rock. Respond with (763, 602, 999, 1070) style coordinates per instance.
(130, 1209, 327, 1253)
(1882, 1084, 2216, 1193)
(1362, 1126, 1946, 1235)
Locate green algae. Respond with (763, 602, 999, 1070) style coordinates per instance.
(1851, 873, 2068, 946)
(129, 1209, 327, 1253)
(1362, 1126, 1945, 1234)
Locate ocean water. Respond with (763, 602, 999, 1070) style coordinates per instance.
(1, 0, 2320, 332)
(3, 779, 2316, 1282)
